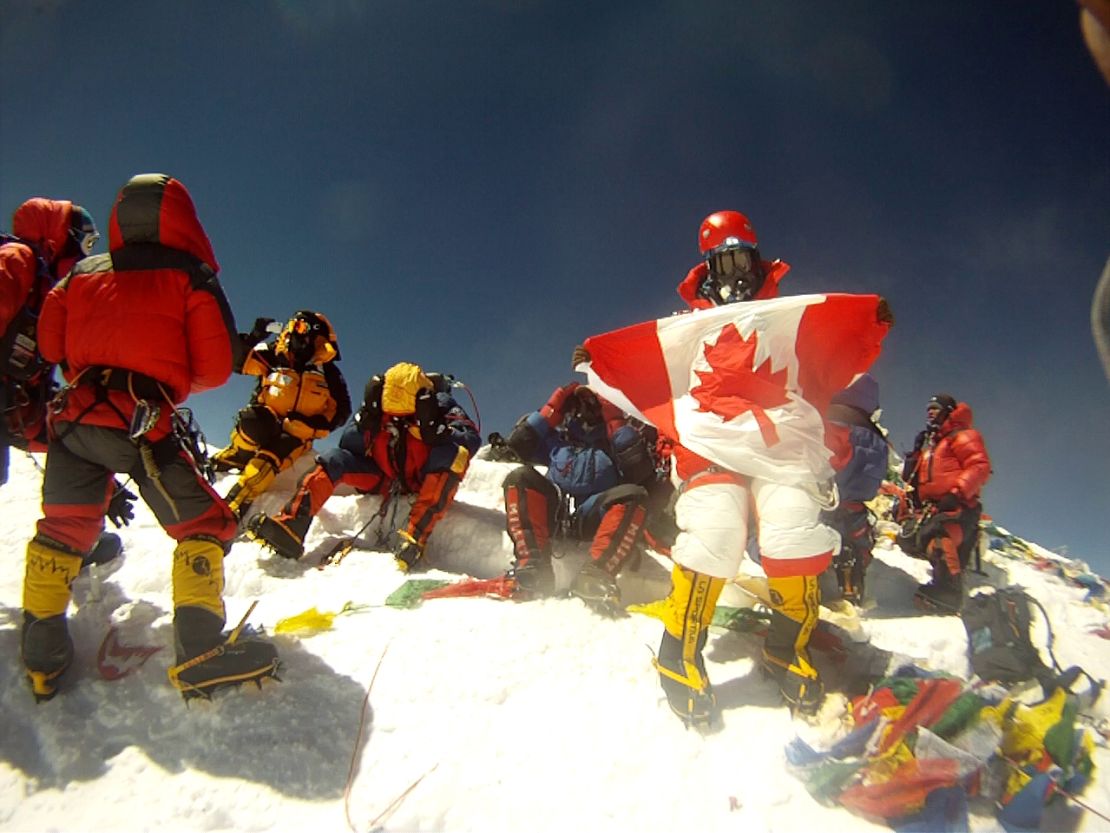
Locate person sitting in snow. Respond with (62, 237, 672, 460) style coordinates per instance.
(495, 381, 675, 614)
(820, 373, 890, 606)
(248, 361, 480, 569)
(212, 309, 351, 520)
(19, 174, 278, 701)
(901, 393, 991, 612)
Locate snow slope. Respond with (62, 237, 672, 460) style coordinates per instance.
(2, 449, 1110, 832)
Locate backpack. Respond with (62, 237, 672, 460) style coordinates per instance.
(962, 588, 1100, 701)
(0, 233, 52, 382)
(962, 588, 1051, 687)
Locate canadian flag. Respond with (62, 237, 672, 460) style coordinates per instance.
(580, 294, 890, 486)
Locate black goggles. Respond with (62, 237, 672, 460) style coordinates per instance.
(706, 245, 758, 278)
(70, 226, 99, 257)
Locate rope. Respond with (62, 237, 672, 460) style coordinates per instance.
(373, 483, 407, 549)
(451, 378, 481, 436)
(365, 763, 439, 831)
(341, 641, 438, 833)
(344, 642, 390, 833)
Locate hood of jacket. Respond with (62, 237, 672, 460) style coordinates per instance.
(831, 372, 880, 414)
(941, 402, 974, 433)
(11, 198, 73, 265)
(107, 174, 218, 272)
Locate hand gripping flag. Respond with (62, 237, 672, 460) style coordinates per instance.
(579, 294, 889, 486)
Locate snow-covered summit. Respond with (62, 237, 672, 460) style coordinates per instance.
(2, 449, 1110, 832)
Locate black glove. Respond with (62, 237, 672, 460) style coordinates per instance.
(415, 388, 446, 444)
(571, 344, 591, 371)
(425, 372, 455, 394)
(486, 432, 522, 463)
(876, 297, 895, 326)
(392, 531, 425, 572)
(248, 317, 277, 342)
(935, 492, 961, 512)
(356, 375, 384, 433)
(106, 481, 137, 528)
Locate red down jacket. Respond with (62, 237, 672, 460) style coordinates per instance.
(38, 174, 237, 439)
(915, 402, 991, 506)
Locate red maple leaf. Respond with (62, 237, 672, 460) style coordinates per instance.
(690, 323, 789, 446)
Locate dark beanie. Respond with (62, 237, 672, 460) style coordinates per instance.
(928, 393, 957, 411)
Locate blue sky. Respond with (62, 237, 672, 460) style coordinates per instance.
(3, 2, 1108, 569)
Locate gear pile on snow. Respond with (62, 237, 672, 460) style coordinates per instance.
(785, 666, 1097, 832)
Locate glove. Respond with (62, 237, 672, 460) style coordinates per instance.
(425, 372, 455, 394)
(415, 388, 446, 444)
(935, 492, 961, 512)
(356, 375, 384, 433)
(392, 530, 425, 572)
(247, 317, 277, 343)
(486, 432, 522, 463)
(571, 344, 591, 371)
(541, 382, 580, 425)
(876, 297, 895, 326)
(106, 481, 137, 528)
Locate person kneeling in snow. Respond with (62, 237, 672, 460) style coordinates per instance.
(901, 393, 991, 613)
(498, 382, 675, 613)
(248, 362, 480, 570)
(212, 309, 350, 520)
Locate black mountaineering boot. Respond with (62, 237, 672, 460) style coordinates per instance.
(168, 606, 280, 700)
(507, 554, 555, 599)
(247, 512, 306, 560)
(22, 612, 74, 702)
(569, 561, 624, 617)
(913, 562, 964, 614)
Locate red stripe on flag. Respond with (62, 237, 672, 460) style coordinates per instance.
(584, 319, 676, 439)
(795, 294, 888, 412)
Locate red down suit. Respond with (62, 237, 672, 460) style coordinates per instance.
(32, 173, 239, 556)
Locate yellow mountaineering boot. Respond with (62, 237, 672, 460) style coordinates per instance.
(761, 574, 825, 715)
(654, 564, 726, 728)
(22, 537, 84, 701)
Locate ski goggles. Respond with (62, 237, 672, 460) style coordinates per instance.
(705, 244, 758, 278)
(291, 315, 325, 336)
(70, 225, 99, 257)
